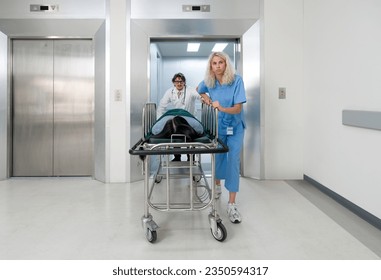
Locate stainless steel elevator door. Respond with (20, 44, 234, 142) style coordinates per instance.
(12, 40, 94, 176)
(53, 40, 94, 176)
(12, 40, 54, 176)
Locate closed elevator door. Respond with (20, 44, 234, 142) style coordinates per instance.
(12, 39, 94, 176)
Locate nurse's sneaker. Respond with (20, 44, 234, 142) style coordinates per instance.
(215, 184, 222, 199)
(227, 203, 242, 223)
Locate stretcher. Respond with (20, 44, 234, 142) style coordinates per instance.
(129, 103, 229, 242)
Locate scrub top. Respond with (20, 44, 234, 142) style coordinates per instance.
(197, 75, 246, 136)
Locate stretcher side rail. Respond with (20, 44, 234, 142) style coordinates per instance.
(129, 138, 228, 156)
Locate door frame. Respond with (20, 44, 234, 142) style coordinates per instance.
(0, 19, 105, 180)
(11, 38, 95, 177)
(129, 18, 263, 181)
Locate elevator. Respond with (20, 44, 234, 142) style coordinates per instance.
(12, 39, 94, 177)
(129, 17, 261, 181)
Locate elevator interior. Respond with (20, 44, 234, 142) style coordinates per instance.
(12, 39, 94, 177)
(149, 39, 237, 170)
(150, 39, 237, 109)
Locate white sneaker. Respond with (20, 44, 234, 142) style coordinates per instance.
(215, 184, 222, 199)
(227, 203, 242, 223)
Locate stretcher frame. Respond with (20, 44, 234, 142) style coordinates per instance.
(129, 103, 229, 242)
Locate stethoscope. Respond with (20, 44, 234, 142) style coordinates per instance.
(171, 85, 187, 105)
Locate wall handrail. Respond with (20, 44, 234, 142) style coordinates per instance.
(342, 110, 381, 131)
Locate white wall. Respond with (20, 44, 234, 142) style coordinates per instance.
(109, 0, 127, 182)
(0, 0, 105, 18)
(303, 0, 381, 219)
(131, 0, 260, 19)
(262, 0, 381, 219)
(262, 0, 304, 179)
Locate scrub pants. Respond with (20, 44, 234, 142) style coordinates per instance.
(215, 129, 245, 193)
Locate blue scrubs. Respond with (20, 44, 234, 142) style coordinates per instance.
(198, 75, 246, 192)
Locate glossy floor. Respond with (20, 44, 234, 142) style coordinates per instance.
(0, 177, 380, 260)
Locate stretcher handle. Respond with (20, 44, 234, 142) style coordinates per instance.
(170, 134, 187, 143)
(129, 138, 145, 153)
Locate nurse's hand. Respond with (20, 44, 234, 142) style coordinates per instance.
(200, 93, 212, 105)
(212, 100, 221, 110)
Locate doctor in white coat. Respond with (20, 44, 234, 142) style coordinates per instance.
(157, 73, 200, 117)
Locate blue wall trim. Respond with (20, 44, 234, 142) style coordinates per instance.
(304, 175, 381, 231)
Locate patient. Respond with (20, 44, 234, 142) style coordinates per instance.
(151, 115, 203, 142)
(150, 109, 204, 161)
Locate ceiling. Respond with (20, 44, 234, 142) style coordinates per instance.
(153, 40, 236, 58)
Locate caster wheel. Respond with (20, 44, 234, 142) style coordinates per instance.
(155, 175, 162, 183)
(146, 228, 157, 243)
(211, 221, 227, 242)
(192, 175, 201, 182)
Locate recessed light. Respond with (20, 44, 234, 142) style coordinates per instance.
(212, 43, 228, 52)
(187, 43, 200, 52)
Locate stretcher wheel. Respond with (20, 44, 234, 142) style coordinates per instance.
(146, 228, 157, 243)
(211, 221, 227, 242)
(192, 175, 201, 182)
(155, 175, 162, 183)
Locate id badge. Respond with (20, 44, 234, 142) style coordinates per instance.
(227, 126, 234, 135)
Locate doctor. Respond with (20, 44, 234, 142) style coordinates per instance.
(157, 73, 200, 161)
(157, 73, 200, 117)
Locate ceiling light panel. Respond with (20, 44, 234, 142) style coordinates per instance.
(212, 43, 228, 52)
(187, 43, 200, 52)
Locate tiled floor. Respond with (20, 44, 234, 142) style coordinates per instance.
(0, 176, 380, 260)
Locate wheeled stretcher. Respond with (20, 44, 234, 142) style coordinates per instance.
(129, 103, 229, 242)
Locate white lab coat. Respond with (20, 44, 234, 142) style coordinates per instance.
(157, 85, 200, 117)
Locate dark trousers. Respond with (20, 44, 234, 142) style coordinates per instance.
(172, 154, 195, 161)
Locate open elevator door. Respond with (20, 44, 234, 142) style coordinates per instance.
(129, 16, 260, 182)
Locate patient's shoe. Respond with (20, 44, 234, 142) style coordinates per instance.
(227, 203, 242, 224)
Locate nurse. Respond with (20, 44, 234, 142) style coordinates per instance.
(197, 52, 246, 224)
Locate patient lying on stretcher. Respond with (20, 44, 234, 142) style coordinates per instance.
(149, 109, 205, 161)
(150, 109, 204, 142)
